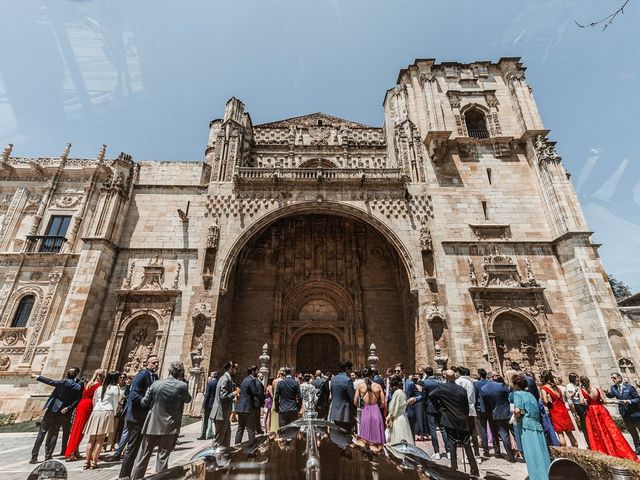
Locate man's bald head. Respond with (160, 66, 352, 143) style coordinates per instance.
(444, 369, 456, 382)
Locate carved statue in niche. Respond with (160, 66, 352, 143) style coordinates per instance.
(493, 313, 543, 375)
(206, 219, 220, 250)
(119, 316, 158, 376)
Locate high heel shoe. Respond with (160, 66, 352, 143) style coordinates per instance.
(83, 462, 91, 470)
(90, 462, 98, 469)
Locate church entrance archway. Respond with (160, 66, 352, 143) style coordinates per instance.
(212, 213, 415, 373)
(296, 333, 340, 374)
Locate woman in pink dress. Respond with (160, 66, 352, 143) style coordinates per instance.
(64, 369, 105, 461)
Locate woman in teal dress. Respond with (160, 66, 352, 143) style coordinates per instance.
(512, 373, 550, 480)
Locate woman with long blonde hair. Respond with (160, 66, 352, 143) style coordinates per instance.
(268, 368, 285, 433)
(64, 368, 106, 461)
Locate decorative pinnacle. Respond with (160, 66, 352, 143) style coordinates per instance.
(60, 143, 72, 160)
(97, 144, 107, 163)
(2, 144, 13, 161)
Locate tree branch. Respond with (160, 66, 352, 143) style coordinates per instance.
(575, 0, 630, 30)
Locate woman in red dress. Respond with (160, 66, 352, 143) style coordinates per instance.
(64, 369, 105, 461)
(539, 370, 577, 447)
(579, 376, 639, 463)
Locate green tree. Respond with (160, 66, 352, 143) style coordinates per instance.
(609, 276, 633, 301)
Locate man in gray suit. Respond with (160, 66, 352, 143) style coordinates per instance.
(130, 361, 192, 480)
(211, 361, 237, 448)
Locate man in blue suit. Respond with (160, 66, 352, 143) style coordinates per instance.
(274, 365, 301, 427)
(235, 365, 261, 444)
(607, 372, 640, 454)
(30, 367, 81, 463)
(473, 368, 490, 457)
(329, 359, 356, 433)
(198, 371, 218, 440)
(421, 366, 448, 459)
(480, 372, 515, 462)
(118, 354, 159, 480)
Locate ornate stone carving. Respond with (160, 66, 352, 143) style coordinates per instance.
(534, 136, 561, 164)
(0, 193, 12, 213)
(191, 303, 212, 323)
(53, 194, 81, 209)
(522, 258, 540, 287)
(121, 261, 135, 289)
(21, 272, 61, 364)
(426, 302, 446, 323)
(132, 257, 165, 291)
(0, 355, 10, 371)
(206, 219, 220, 250)
(419, 226, 432, 252)
(171, 263, 181, 290)
(468, 259, 478, 286)
(190, 343, 204, 369)
(0, 328, 27, 346)
(23, 192, 43, 214)
(1, 144, 13, 162)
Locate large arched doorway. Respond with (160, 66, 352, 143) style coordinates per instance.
(212, 213, 415, 373)
(296, 333, 340, 373)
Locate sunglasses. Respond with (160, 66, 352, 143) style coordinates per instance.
(394, 370, 402, 373)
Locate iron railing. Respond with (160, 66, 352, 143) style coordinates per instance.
(25, 235, 67, 253)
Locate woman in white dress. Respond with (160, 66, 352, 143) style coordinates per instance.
(385, 374, 414, 445)
(83, 371, 121, 469)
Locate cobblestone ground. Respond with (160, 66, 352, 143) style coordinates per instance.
(2, 419, 602, 480)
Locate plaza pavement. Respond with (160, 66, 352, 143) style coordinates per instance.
(1, 419, 552, 480)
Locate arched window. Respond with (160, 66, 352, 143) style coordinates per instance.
(11, 295, 35, 328)
(464, 108, 489, 139)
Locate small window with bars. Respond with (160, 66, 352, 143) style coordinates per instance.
(11, 295, 35, 328)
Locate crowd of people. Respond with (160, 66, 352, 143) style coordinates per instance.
(29, 355, 191, 480)
(29, 355, 640, 480)
(200, 359, 640, 480)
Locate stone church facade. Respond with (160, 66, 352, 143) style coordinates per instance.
(0, 57, 636, 418)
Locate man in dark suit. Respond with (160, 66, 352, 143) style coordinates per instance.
(429, 370, 479, 477)
(315, 372, 331, 420)
(329, 360, 356, 433)
(198, 371, 218, 440)
(211, 361, 237, 448)
(607, 372, 640, 454)
(130, 361, 192, 480)
(274, 366, 301, 427)
(118, 354, 159, 480)
(480, 372, 515, 462)
(421, 366, 448, 459)
(473, 368, 490, 457)
(254, 372, 266, 434)
(312, 370, 324, 390)
(30, 367, 81, 463)
(372, 369, 385, 393)
(235, 365, 261, 444)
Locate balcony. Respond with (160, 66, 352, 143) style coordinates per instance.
(468, 129, 490, 139)
(25, 235, 67, 253)
(233, 167, 407, 189)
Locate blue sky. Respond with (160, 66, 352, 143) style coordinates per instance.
(1, 1, 638, 290)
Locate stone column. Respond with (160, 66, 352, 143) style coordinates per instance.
(367, 343, 378, 370)
(188, 344, 205, 417)
(259, 343, 270, 387)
